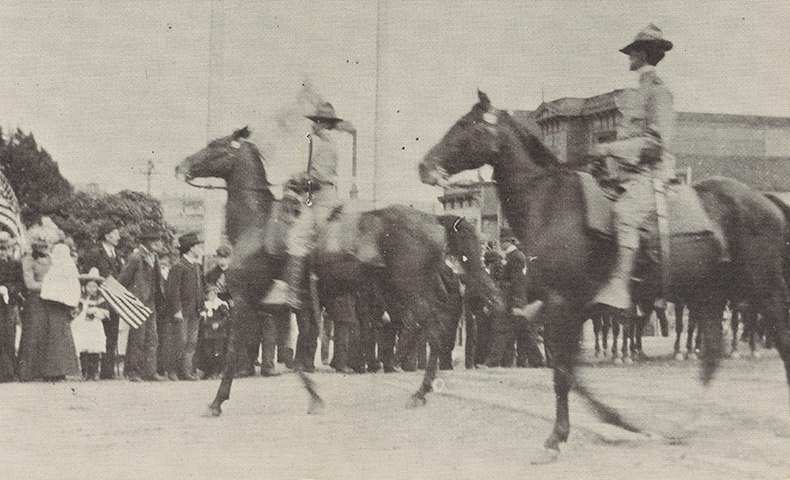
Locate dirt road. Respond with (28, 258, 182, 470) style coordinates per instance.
(3, 334, 790, 480)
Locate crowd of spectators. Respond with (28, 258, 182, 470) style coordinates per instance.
(0, 218, 545, 384)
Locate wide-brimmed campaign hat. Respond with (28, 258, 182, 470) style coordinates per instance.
(79, 267, 105, 283)
(305, 101, 343, 123)
(620, 23, 673, 54)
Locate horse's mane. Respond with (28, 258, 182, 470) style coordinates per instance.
(498, 111, 561, 169)
(245, 140, 273, 187)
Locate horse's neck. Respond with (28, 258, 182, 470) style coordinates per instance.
(224, 171, 273, 244)
(492, 124, 570, 243)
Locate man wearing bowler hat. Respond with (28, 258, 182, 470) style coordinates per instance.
(165, 233, 205, 380)
(591, 23, 676, 313)
(80, 220, 123, 379)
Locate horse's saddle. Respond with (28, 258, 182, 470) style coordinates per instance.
(578, 171, 726, 285)
(262, 199, 386, 267)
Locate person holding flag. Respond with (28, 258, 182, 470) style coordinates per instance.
(119, 225, 166, 382)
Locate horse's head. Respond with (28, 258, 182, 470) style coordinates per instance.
(420, 91, 504, 187)
(420, 91, 560, 188)
(176, 126, 268, 186)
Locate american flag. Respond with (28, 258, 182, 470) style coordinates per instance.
(98, 276, 153, 329)
(0, 170, 23, 240)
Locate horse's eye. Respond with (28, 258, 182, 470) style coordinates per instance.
(230, 141, 241, 149)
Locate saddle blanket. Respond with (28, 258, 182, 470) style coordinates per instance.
(578, 171, 714, 238)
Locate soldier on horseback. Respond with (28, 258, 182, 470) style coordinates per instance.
(592, 23, 676, 312)
(262, 101, 354, 309)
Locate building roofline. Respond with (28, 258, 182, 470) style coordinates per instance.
(677, 111, 790, 127)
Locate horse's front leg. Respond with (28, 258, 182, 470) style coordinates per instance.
(409, 337, 439, 408)
(537, 294, 579, 456)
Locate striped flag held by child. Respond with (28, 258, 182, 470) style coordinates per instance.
(98, 276, 152, 329)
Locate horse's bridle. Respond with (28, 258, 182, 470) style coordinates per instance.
(476, 108, 502, 155)
(182, 140, 273, 193)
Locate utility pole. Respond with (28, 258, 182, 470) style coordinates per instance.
(145, 160, 155, 195)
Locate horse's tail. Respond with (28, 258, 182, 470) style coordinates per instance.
(437, 215, 504, 313)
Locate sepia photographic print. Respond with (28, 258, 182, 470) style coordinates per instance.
(2, 1, 790, 479)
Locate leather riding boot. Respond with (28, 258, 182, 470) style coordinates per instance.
(593, 245, 638, 311)
(262, 255, 305, 310)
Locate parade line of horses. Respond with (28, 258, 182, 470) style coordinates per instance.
(176, 92, 790, 463)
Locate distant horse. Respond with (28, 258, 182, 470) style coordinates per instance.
(419, 91, 790, 459)
(589, 310, 611, 358)
(176, 127, 503, 416)
(588, 306, 633, 363)
(672, 302, 702, 360)
(728, 301, 765, 359)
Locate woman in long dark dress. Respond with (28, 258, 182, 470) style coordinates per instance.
(17, 221, 81, 382)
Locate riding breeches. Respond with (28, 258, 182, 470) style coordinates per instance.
(614, 174, 656, 250)
(285, 185, 339, 258)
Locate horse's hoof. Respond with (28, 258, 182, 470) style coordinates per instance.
(613, 357, 623, 365)
(594, 351, 601, 358)
(730, 351, 740, 359)
(203, 404, 222, 417)
(687, 352, 698, 361)
(530, 446, 560, 465)
(674, 352, 684, 361)
(307, 398, 325, 415)
(752, 351, 762, 359)
(407, 394, 427, 409)
(623, 357, 633, 365)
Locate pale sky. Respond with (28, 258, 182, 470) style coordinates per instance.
(2, 0, 789, 210)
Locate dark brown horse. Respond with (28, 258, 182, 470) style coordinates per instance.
(176, 126, 503, 416)
(420, 91, 790, 459)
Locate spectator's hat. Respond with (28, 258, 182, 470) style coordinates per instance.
(216, 244, 232, 258)
(0, 231, 16, 247)
(306, 101, 343, 124)
(620, 23, 673, 54)
(96, 220, 119, 241)
(79, 267, 105, 283)
(178, 232, 203, 254)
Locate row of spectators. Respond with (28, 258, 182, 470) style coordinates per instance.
(0, 218, 546, 383)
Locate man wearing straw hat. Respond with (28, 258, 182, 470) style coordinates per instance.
(591, 23, 676, 313)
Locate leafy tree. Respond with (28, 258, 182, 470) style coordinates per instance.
(0, 128, 72, 226)
(0, 128, 174, 260)
(45, 190, 175, 261)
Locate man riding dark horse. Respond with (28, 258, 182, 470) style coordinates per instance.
(262, 101, 356, 309)
(591, 23, 676, 313)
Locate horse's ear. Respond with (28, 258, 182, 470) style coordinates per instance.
(477, 90, 491, 108)
(233, 126, 251, 140)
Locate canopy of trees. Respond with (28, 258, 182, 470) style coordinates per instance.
(0, 128, 173, 259)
